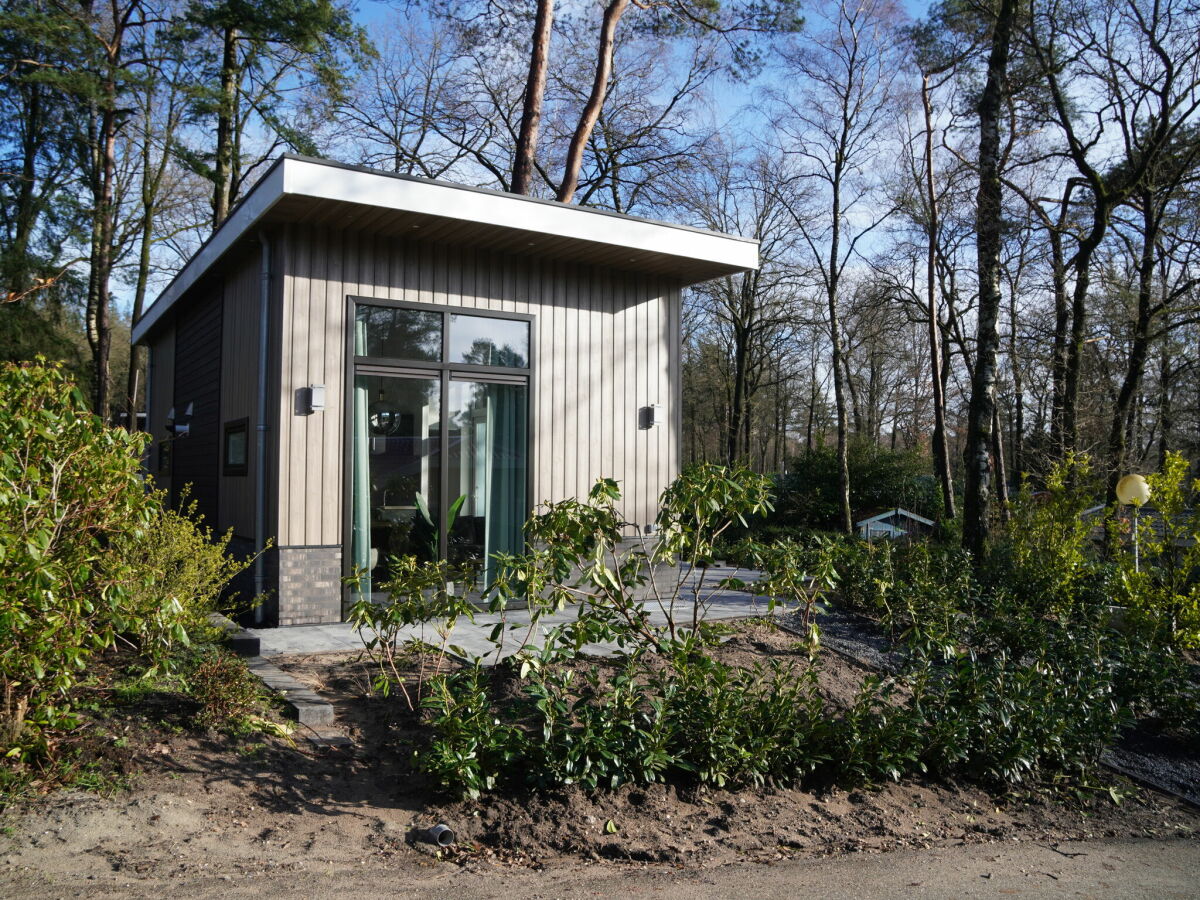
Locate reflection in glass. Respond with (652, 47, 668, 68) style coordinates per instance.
(447, 379, 527, 583)
(350, 373, 441, 601)
(354, 304, 442, 361)
(449, 314, 529, 368)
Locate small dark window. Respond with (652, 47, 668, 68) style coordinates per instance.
(158, 439, 172, 474)
(223, 419, 249, 475)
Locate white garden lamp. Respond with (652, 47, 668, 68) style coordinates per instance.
(1116, 474, 1151, 572)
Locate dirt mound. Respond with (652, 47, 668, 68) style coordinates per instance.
(2, 621, 1198, 893)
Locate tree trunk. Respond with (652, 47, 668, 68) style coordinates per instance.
(993, 403, 1009, 519)
(727, 332, 747, 465)
(511, 0, 554, 195)
(963, 0, 1016, 557)
(557, 0, 630, 203)
(125, 172, 156, 424)
(213, 25, 239, 226)
(806, 356, 817, 452)
(1106, 190, 1157, 499)
(8, 83, 43, 297)
(1008, 279, 1025, 483)
(827, 186, 852, 534)
(1048, 224, 1069, 453)
(1061, 233, 1103, 456)
(922, 74, 956, 521)
(1156, 351, 1172, 466)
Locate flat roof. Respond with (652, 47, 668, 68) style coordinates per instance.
(132, 155, 759, 343)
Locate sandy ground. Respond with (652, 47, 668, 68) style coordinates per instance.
(3, 834, 1199, 898)
(1, 623, 1197, 898)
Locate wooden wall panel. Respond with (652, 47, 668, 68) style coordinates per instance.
(275, 226, 682, 547)
(147, 325, 175, 493)
(218, 249, 262, 538)
(172, 283, 223, 528)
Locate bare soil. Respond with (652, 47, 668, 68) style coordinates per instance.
(1, 622, 1198, 895)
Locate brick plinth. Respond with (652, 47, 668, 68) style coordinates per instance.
(277, 545, 343, 625)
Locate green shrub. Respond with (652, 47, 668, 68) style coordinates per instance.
(527, 659, 674, 791)
(185, 646, 263, 729)
(420, 666, 525, 799)
(745, 536, 838, 641)
(409, 464, 1197, 801)
(832, 674, 925, 784)
(108, 494, 253, 673)
(1111, 452, 1200, 648)
(828, 537, 895, 618)
(659, 653, 828, 788)
(0, 360, 248, 752)
(0, 361, 155, 744)
(916, 623, 1126, 785)
(986, 454, 1099, 616)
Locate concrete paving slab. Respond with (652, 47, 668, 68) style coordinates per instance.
(247, 565, 775, 661)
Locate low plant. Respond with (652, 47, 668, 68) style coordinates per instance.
(527, 657, 674, 790)
(744, 536, 839, 643)
(829, 538, 896, 618)
(420, 666, 525, 799)
(347, 555, 479, 708)
(832, 674, 924, 784)
(408, 462, 1198, 803)
(184, 646, 263, 730)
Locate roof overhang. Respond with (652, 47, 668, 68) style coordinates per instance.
(133, 155, 759, 344)
(855, 508, 936, 528)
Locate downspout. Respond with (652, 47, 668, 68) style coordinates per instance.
(253, 231, 271, 624)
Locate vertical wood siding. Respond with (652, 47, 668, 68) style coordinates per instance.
(172, 284, 223, 527)
(217, 248, 261, 538)
(274, 225, 680, 548)
(147, 325, 175, 492)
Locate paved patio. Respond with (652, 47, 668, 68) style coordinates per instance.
(247, 565, 772, 659)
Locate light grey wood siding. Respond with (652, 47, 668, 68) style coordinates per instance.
(274, 224, 681, 548)
(218, 248, 262, 539)
(147, 324, 175, 492)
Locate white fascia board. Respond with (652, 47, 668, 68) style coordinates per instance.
(855, 508, 936, 528)
(132, 163, 286, 344)
(133, 156, 759, 344)
(281, 159, 760, 275)
(855, 512, 890, 527)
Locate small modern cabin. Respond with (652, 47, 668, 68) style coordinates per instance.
(856, 508, 936, 542)
(133, 156, 759, 625)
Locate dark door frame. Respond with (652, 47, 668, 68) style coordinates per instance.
(342, 295, 535, 614)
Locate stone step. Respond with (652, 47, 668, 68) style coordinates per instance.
(244, 656, 335, 726)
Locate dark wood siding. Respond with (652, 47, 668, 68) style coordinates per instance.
(146, 325, 174, 492)
(172, 283, 224, 528)
(218, 249, 262, 539)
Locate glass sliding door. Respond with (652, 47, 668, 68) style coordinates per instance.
(350, 372, 441, 599)
(447, 378, 528, 582)
(349, 298, 532, 608)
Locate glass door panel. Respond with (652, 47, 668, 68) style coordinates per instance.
(447, 378, 528, 583)
(350, 373, 441, 600)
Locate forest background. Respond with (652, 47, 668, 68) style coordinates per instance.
(2, 0, 1198, 548)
